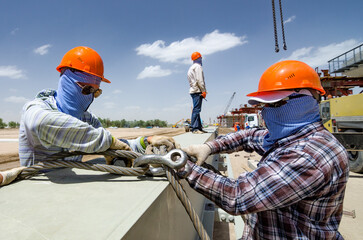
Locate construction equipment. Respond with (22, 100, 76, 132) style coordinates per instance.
(320, 94, 363, 173)
(216, 92, 236, 127)
(173, 118, 192, 132)
(224, 92, 236, 116)
(183, 119, 191, 132)
(244, 113, 264, 128)
(319, 44, 363, 173)
(172, 119, 184, 128)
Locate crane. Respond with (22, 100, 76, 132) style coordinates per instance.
(223, 92, 236, 116)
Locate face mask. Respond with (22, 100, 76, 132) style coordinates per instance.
(193, 58, 202, 66)
(261, 94, 321, 151)
(55, 69, 100, 119)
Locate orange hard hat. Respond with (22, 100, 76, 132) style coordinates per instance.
(191, 52, 202, 61)
(56, 46, 110, 83)
(247, 60, 325, 97)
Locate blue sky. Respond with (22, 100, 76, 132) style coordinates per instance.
(1, 0, 362, 125)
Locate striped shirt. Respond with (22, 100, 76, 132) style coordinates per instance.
(19, 89, 145, 166)
(187, 122, 349, 239)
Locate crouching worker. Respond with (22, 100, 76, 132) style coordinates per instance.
(180, 60, 349, 239)
(0, 46, 176, 186)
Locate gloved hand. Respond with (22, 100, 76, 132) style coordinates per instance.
(0, 166, 26, 186)
(109, 137, 132, 151)
(181, 144, 211, 166)
(148, 136, 179, 151)
(201, 92, 207, 98)
(105, 137, 132, 165)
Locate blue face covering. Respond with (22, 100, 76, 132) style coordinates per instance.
(261, 94, 321, 151)
(55, 69, 101, 119)
(193, 57, 202, 66)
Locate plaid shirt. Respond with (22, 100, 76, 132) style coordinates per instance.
(187, 122, 349, 239)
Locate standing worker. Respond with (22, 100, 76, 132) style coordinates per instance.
(187, 52, 207, 134)
(234, 122, 241, 131)
(181, 60, 349, 239)
(0, 46, 176, 186)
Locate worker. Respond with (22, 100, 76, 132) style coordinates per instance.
(234, 122, 241, 131)
(187, 52, 207, 134)
(1, 46, 176, 186)
(180, 60, 349, 239)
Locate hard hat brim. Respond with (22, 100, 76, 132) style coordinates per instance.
(56, 65, 111, 83)
(100, 76, 111, 83)
(247, 89, 312, 105)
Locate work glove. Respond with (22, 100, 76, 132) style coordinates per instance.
(148, 136, 179, 152)
(105, 137, 132, 165)
(201, 92, 207, 99)
(109, 137, 132, 151)
(181, 144, 212, 166)
(0, 166, 26, 186)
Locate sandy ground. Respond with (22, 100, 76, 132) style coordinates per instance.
(1, 127, 362, 239)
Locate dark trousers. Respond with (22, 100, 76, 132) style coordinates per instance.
(190, 93, 203, 131)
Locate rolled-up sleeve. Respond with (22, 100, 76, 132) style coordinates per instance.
(206, 128, 266, 155)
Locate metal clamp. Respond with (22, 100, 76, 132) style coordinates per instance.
(133, 149, 188, 170)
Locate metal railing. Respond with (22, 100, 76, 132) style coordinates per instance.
(328, 43, 363, 73)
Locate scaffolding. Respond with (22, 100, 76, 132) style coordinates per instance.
(320, 69, 363, 97)
(217, 104, 262, 128)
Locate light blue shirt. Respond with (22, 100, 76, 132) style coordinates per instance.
(19, 89, 144, 166)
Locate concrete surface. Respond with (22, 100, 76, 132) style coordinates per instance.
(0, 128, 216, 240)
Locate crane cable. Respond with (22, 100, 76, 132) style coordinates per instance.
(279, 0, 287, 51)
(271, 0, 287, 52)
(271, 0, 279, 52)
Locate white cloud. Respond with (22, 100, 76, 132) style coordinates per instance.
(11, 28, 19, 35)
(4, 96, 29, 104)
(112, 89, 122, 94)
(125, 106, 141, 110)
(284, 16, 296, 24)
(104, 102, 116, 109)
(280, 39, 360, 68)
(0, 66, 26, 79)
(136, 30, 247, 64)
(137, 65, 172, 79)
(34, 44, 52, 55)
